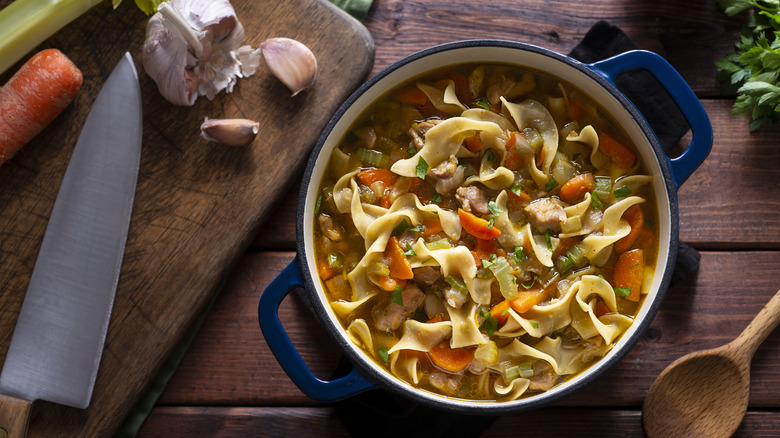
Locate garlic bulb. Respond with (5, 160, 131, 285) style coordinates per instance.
(142, 0, 261, 106)
(261, 38, 317, 96)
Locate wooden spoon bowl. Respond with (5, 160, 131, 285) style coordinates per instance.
(642, 289, 780, 437)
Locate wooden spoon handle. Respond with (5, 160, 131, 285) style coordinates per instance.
(731, 288, 780, 361)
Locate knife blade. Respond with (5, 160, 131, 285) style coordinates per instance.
(0, 52, 141, 437)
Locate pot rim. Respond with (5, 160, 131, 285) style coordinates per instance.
(295, 39, 679, 414)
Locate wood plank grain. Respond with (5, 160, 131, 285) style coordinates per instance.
(252, 100, 780, 250)
(157, 251, 780, 408)
(137, 406, 780, 437)
(138, 407, 349, 437)
(0, 1, 373, 437)
(363, 0, 743, 96)
(486, 409, 780, 438)
(678, 101, 780, 249)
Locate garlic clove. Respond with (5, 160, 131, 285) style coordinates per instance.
(261, 37, 317, 96)
(200, 117, 259, 147)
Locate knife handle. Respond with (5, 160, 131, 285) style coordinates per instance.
(0, 394, 31, 438)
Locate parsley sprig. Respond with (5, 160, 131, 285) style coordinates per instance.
(715, 0, 780, 130)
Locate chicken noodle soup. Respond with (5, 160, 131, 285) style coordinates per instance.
(313, 63, 658, 401)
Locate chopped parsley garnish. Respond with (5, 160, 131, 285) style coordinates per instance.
(393, 219, 410, 236)
(432, 192, 443, 203)
(510, 183, 524, 197)
(403, 243, 416, 256)
(472, 99, 491, 110)
(591, 192, 605, 210)
(487, 200, 504, 216)
(480, 309, 498, 335)
(487, 216, 495, 229)
(614, 287, 632, 298)
(394, 219, 423, 235)
(545, 175, 558, 192)
(521, 279, 536, 289)
(421, 257, 434, 264)
(487, 149, 495, 162)
(482, 254, 497, 269)
(614, 186, 632, 198)
(407, 146, 418, 157)
(416, 156, 429, 179)
(529, 320, 539, 329)
(392, 286, 404, 305)
(512, 245, 525, 263)
(378, 346, 390, 364)
(314, 194, 323, 215)
(544, 229, 553, 249)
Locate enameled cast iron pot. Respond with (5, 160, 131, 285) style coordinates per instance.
(258, 40, 713, 415)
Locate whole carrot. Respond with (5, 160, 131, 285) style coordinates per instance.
(0, 48, 82, 165)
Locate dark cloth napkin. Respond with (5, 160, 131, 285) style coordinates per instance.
(332, 21, 701, 438)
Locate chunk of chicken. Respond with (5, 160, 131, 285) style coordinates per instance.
(431, 155, 458, 179)
(318, 213, 343, 241)
(524, 198, 566, 233)
(372, 283, 426, 332)
(429, 371, 461, 395)
(397, 230, 417, 248)
(455, 185, 490, 215)
(413, 266, 441, 286)
(408, 119, 442, 150)
(430, 155, 466, 195)
(528, 360, 557, 392)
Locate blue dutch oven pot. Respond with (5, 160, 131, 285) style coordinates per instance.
(258, 40, 712, 414)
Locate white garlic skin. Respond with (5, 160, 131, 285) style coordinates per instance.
(143, 12, 199, 106)
(142, 0, 262, 106)
(261, 38, 317, 96)
(201, 117, 259, 147)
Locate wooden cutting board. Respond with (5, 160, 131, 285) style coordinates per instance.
(0, 0, 373, 436)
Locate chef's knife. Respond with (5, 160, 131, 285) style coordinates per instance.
(0, 52, 141, 438)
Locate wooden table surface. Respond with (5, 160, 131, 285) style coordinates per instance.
(136, 0, 780, 436)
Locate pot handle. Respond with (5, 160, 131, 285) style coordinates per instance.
(587, 50, 713, 189)
(258, 258, 377, 402)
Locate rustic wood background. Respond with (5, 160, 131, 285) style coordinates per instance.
(2, 0, 778, 435)
(139, 0, 780, 436)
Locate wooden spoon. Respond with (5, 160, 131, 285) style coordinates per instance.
(642, 289, 780, 438)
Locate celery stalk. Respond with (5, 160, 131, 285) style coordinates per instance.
(0, 0, 103, 75)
